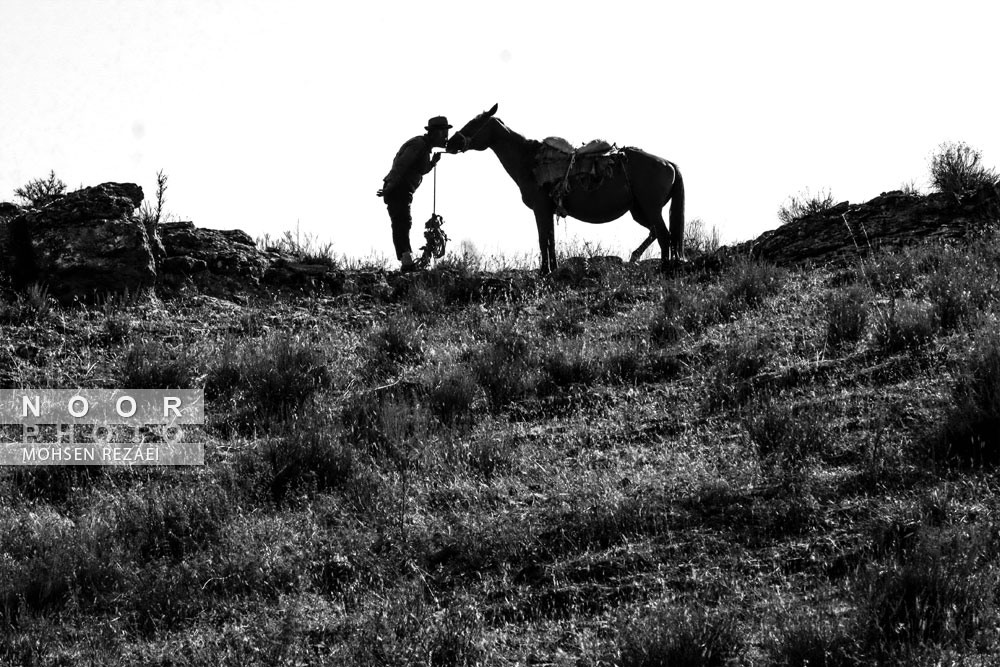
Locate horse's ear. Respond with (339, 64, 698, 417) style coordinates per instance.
(486, 103, 498, 116)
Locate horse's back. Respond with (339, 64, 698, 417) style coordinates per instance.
(622, 146, 674, 170)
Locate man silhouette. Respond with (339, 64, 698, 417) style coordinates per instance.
(377, 116, 451, 271)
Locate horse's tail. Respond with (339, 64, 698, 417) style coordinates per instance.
(668, 163, 685, 259)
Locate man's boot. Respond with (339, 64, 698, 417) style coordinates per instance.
(401, 251, 417, 272)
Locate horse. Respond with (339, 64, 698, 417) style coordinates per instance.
(445, 103, 685, 273)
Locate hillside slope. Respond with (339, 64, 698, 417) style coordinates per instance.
(2, 200, 1000, 664)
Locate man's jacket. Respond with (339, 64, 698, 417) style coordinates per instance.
(382, 136, 435, 196)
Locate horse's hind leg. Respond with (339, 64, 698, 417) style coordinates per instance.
(629, 231, 656, 263)
(630, 205, 670, 268)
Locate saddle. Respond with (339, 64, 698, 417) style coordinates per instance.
(533, 136, 622, 216)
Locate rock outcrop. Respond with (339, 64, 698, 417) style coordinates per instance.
(0, 183, 158, 302)
(157, 221, 345, 295)
(718, 184, 1000, 267)
(158, 222, 269, 286)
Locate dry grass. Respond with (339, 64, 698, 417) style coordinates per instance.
(3, 233, 1000, 665)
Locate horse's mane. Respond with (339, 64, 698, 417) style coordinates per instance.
(489, 116, 543, 168)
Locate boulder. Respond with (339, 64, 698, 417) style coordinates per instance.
(157, 221, 345, 295)
(159, 221, 269, 280)
(1, 183, 157, 303)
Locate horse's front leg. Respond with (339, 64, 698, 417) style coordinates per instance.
(533, 208, 556, 274)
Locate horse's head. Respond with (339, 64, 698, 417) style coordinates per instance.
(446, 103, 499, 154)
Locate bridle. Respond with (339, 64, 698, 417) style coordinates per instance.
(450, 114, 493, 153)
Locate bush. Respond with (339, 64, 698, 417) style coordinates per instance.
(925, 242, 1000, 332)
(3, 465, 107, 504)
(205, 333, 330, 433)
(745, 401, 826, 473)
(706, 336, 773, 411)
(766, 611, 864, 666)
(613, 606, 745, 667)
(721, 258, 786, 312)
(778, 187, 837, 225)
(825, 286, 869, 350)
(685, 217, 722, 255)
(244, 411, 355, 503)
(872, 299, 938, 352)
(119, 340, 201, 388)
(538, 294, 587, 337)
(538, 342, 601, 393)
(114, 477, 232, 561)
(364, 314, 425, 378)
(464, 319, 537, 410)
(0, 508, 120, 621)
(859, 525, 999, 653)
(652, 260, 785, 339)
(424, 365, 481, 427)
(0, 283, 57, 325)
(929, 140, 997, 197)
(934, 333, 1000, 465)
(14, 170, 67, 207)
(257, 224, 338, 266)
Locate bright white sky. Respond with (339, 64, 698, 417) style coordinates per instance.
(2, 1, 998, 262)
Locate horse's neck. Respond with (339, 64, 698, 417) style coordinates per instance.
(488, 121, 535, 188)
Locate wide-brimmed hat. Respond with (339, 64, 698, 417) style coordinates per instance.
(425, 116, 452, 131)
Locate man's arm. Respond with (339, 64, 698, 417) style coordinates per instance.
(421, 151, 441, 176)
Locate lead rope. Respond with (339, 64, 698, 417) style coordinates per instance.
(419, 159, 449, 265)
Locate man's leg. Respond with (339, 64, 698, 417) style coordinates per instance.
(384, 192, 414, 262)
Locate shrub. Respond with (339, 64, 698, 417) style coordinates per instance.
(649, 282, 691, 343)
(929, 140, 997, 197)
(114, 477, 232, 561)
(258, 224, 338, 266)
(613, 606, 745, 667)
(424, 365, 481, 427)
(685, 217, 722, 255)
(925, 243, 1000, 332)
(859, 525, 1000, 653)
(0, 508, 119, 621)
(706, 336, 773, 411)
(119, 340, 201, 388)
(825, 286, 869, 349)
(205, 333, 330, 433)
(137, 169, 169, 227)
(0, 283, 57, 324)
(651, 260, 785, 340)
(745, 401, 826, 473)
(365, 313, 425, 375)
(872, 299, 938, 352)
(934, 333, 1000, 465)
(721, 258, 786, 313)
(14, 170, 67, 207)
(538, 294, 587, 337)
(778, 187, 837, 225)
(3, 465, 106, 504)
(464, 319, 537, 410)
(861, 250, 922, 296)
(341, 386, 434, 469)
(766, 611, 864, 666)
(538, 342, 601, 393)
(245, 411, 356, 503)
